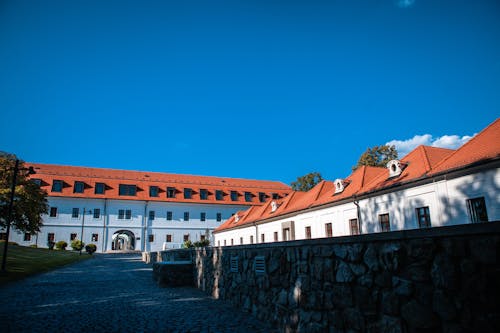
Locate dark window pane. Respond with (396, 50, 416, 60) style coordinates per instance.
(184, 188, 192, 199)
(244, 192, 253, 202)
(167, 187, 176, 198)
(230, 191, 238, 201)
(52, 180, 63, 192)
(215, 190, 224, 200)
(74, 181, 85, 193)
(95, 183, 105, 194)
(200, 189, 208, 200)
(149, 186, 159, 197)
(166, 211, 173, 220)
(119, 184, 136, 196)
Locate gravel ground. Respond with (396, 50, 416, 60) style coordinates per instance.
(0, 253, 276, 333)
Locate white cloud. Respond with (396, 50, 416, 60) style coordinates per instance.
(386, 133, 475, 157)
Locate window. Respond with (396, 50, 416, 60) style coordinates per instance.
(244, 192, 253, 202)
(95, 182, 105, 194)
(184, 188, 192, 199)
(231, 239, 234, 246)
(74, 181, 85, 193)
(261, 234, 265, 243)
(325, 223, 333, 237)
(149, 211, 155, 220)
(52, 180, 63, 192)
(148, 234, 154, 242)
(119, 184, 137, 196)
(70, 233, 77, 241)
(167, 187, 176, 198)
(92, 234, 98, 242)
(183, 234, 189, 242)
(118, 209, 132, 220)
(416, 207, 431, 228)
(200, 212, 206, 222)
(184, 212, 189, 221)
(467, 197, 488, 223)
(72, 208, 79, 218)
(272, 193, 279, 199)
(166, 211, 173, 221)
(305, 226, 312, 239)
(230, 191, 238, 201)
(240, 237, 244, 244)
(24, 233, 31, 241)
(32, 178, 42, 187)
(93, 209, 100, 219)
(215, 190, 224, 200)
(47, 233, 55, 242)
(166, 234, 172, 242)
(0, 233, 7, 240)
(200, 189, 208, 200)
(350, 218, 360, 235)
(216, 213, 222, 222)
(259, 192, 267, 203)
(274, 232, 278, 242)
(224, 240, 227, 246)
(250, 235, 254, 244)
(217, 240, 220, 247)
(49, 207, 58, 217)
(379, 214, 391, 232)
(149, 186, 159, 197)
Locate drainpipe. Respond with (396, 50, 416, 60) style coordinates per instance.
(101, 198, 108, 253)
(142, 201, 148, 252)
(254, 222, 258, 244)
(354, 197, 363, 234)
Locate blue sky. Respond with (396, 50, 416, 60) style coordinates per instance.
(1, 0, 499, 185)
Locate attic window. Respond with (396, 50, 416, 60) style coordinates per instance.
(387, 160, 406, 178)
(234, 214, 240, 222)
(271, 201, 278, 213)
(334, 179, 346, 194)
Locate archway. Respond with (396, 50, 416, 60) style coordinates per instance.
(112, 230, 135, 251)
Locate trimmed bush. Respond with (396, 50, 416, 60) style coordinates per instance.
(85, 243, 97, 255)
(182, 240, 194, 248)
(70, 239, 84, 251)
(193, 239, 210, 248)
(55, 241, 67, 250)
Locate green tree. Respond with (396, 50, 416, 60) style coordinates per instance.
(291, 172, 323, 192)
(0, 153, 48, 235)
(353, 145, 398, 171)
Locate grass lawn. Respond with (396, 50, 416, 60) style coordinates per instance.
(0, 242, 91, 286)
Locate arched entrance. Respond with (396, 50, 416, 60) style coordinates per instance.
(112, 230, 135, 251)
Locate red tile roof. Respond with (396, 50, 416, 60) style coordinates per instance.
(215, 118, 500, 233)
(429, 118, 500, 175)
(27, 163, 291, 205)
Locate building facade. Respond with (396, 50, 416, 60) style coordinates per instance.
(3, 165, 291, 252)
(214, 118, 500, 246)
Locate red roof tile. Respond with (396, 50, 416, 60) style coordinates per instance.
(27, 163, 291, 205)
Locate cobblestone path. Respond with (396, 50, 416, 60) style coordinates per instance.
(0, 253, 276, 333)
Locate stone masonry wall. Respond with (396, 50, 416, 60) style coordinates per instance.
(194, 222, 500, 332)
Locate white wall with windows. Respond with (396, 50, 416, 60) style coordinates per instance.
(214, 168, 500, 247)
(8, 197, 249, 252)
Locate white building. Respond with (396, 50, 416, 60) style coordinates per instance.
(214, 118, 500, 246)
(2, 165, 291, 252)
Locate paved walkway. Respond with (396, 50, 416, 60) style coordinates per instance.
(0, 253, 276, 333)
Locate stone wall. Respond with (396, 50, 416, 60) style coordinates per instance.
(194, 222, 500, 332)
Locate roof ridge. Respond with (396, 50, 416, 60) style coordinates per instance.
(418, 146, 432, 172)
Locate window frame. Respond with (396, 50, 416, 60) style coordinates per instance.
(466, 197, 489, 223)
(184, 212, 189, 221)
(244, 192, 253, 202)
(91, 233, 99, 242)
(49, 207, 58, 217)
(230, 191, 238, 201)
(305, 226, 312, 239)
(166, 211, 173, 221)
(73, 181, 85, 193)
(166, 187, 176, 198)
(93, 208, 101, 219)
(95, 182, 106, 195)
(216, 213, 222, 222)
(149, 186, 159, 197)
(379, 213, 391, 232)
(349, 218, 360, 235)
(119, 184, 137, 196)
(416, 206, 431, 228)
(184, 188, 192, 199)
(72, 208, 79, 219)
(200, 212, 206, 222)
(52, 180, 63, 192)
(215, 190, 224, 201)
(200, 189, 208, 200)
(325, 223, 333, 238)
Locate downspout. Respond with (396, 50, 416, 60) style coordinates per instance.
(101, 198, 107, 253)
(142, 201, 148, 252)
(354, 196, 362, 234)
(254, 222, 258, 244)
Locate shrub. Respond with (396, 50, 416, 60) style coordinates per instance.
(29, 244, 38, 248)
(85, 243, 97, 255)
(55, 241, 67, 250)
(193, 239, 210, 248)
(182, 240, 194, 248)
(70, 239, 84, 251)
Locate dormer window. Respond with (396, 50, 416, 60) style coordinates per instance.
(387, 160, 406, 178)
(271, 201, 278, 213)
(234, 214, 240, 222)
(334, 179, 346, 194)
